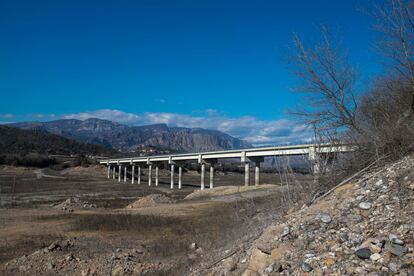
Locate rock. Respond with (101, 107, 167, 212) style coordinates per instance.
(189, 242, 197, 250)
(195, 247, 203, 255)
(319, 213, 332, 224)
(301, 261, 312, 272)
(370, 244, 382, 253)
(46, 262, 54, 270)
(358, 202, 372, 210)
(355, 248, 372, 259)
(388, 234, 404, 245)
(264, 262, 281, 274)
(370, 253, 382, 261)
(247, 249, 273, 273)
(47, 241, 61, 252)
(325, 256, 335, 267)
(280, 225, 290, 238)
(389, 262, 398, 272)
(385, 242, 407, 257)
(65, 253, 74, 261)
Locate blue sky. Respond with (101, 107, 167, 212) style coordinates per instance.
(0, 0, 383, 144)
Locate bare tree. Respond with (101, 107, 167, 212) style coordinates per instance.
(290, 27, 361, 140)
(373, 0, 414, 113)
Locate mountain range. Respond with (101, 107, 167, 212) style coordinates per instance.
(8, 118, 251, 152)
(0, 125, 114, 156)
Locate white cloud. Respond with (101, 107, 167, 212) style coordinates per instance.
(62, 109, 312, 146)
(0, 113, 15, 119)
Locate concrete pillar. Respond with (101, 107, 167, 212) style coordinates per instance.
(244, 162, 250, 186)
(210, 165, 214, 189)
(118, 165, 122, 182)
(148, 164, 152, 186)
(255, 162, 260, 186)
(131, 165, 135, 184)
(113, 166, 116, 179)
(170, 164, 175, 189)
(137, 166, 141, 185)
(178, 166, 182, 189)
(308, 146, 320, 173)
(201, 163, 205, 190)
(155, 166, 159, 186)
(124, 166, 127, 183)
(107, 166, 111, 179)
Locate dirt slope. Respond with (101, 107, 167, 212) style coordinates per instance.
(207, 155, 414, 275)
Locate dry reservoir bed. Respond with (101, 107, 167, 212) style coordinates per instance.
(0, 165, 312, 275)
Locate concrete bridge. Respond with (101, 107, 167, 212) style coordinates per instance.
(99, 143, 353, 190)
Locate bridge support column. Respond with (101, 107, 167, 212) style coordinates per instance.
(113, 166, 116, 180)
(205, 159, 217, 189)
(201, 163, 205, 190)
(155, 166, 159, 186)
(255, 162, 260, 185)
(131, 165, 135, 184)
(107, 165, 111, 179)
(244, 162, 250, 186)
(249, 157, 264, 186)
(137, 166, 141, 184)
(148, 164, 152, 186)
(210, 166, 214, 189)
(178, 166, 182, 189)
(308, 146, 320, 174)
(118, 165, 122, 182)
(170, 164, 175, 189)
(124, 166, 127, 183)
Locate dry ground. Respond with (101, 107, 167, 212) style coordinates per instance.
(0, 165, 313, 275)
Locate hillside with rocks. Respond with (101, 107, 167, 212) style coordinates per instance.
(207, 155, 414, 275)
(9, 118, 251, 152)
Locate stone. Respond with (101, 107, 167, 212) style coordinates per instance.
(248, 249, 273, 273)
(319, 213, 332, 224)
(389, 262, 398, 272)
(264, 263, 275, 274)
(355, 248, 372, 259)
(385, 242, 407, 257)
(280, 226, 290, 238)
(301, 261, 312, 272)
(325, 256, 335, 267)
(369, 244, 382, 254)
(65, 253, 74, 261)
(47, 241, 61, 252)
(189, 242, 198, 250)
(370, 253, 381, 261)
(388, 234, 404, 245)
(358, 202, 372, 210)
(47, 262, 54, 270)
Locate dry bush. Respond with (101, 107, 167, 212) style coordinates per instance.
(354, 77, 414, 161)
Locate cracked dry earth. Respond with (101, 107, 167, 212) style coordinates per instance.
(207, 155, 414, 275)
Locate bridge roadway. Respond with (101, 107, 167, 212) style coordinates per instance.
(99, 143, 352, 190)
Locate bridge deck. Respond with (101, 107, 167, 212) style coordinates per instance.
(99, 143, 352, 165)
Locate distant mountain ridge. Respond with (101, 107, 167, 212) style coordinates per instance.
(8, 118, 251, 152)
(0, 125, 114, 156)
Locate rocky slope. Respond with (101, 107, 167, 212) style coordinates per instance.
(9, 118, 251, 152)
(207, 155, 414, 275)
